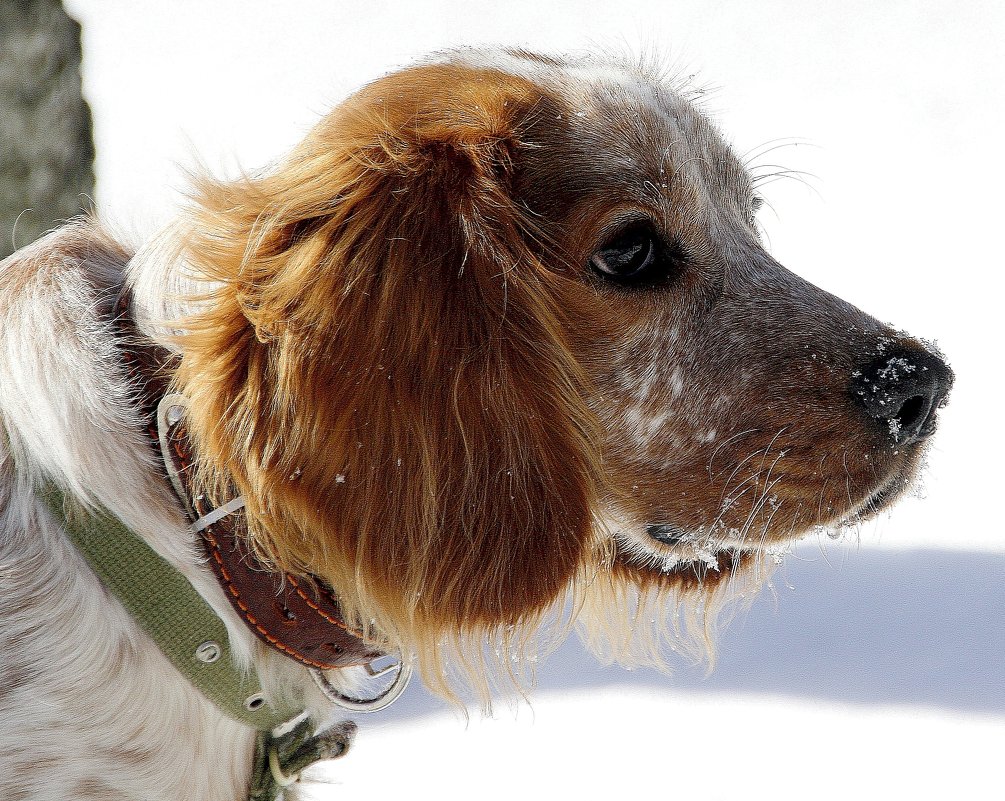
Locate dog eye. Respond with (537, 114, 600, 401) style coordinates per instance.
(589, 224, 666, 285)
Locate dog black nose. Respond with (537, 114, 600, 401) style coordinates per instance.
(850, 345, 953, 446)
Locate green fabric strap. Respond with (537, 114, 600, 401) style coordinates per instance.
(45, 488, 299, 731)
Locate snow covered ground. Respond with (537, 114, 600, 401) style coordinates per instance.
(63, 1, 1003, 797)
(306, 542, 1005, 798)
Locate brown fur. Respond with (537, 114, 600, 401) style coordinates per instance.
(164, 52, 950, 695)
(174, 65, 603, 690)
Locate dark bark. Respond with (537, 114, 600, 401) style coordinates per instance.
(1, 0, 95, 258)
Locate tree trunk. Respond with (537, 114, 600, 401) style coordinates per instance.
(1, 0, 95, 259)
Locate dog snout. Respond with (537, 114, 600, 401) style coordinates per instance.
(850, 344, 954, 446)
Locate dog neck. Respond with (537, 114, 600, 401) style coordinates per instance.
(114, 289, 386, 674)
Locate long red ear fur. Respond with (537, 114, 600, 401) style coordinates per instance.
(173, 64, 600, 691)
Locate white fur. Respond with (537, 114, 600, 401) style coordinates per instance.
(0, 222, 350, 801)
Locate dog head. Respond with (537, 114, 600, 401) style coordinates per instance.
(171, 49, 952, 689)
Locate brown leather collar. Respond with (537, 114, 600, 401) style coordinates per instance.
(116, 293, 383, 671)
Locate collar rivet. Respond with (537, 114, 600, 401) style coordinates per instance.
(195, 641, 222, 663)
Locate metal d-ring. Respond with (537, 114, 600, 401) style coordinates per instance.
(156, 392, 246, 532)
(156, 392, 195, 517)
(309, 654, 413, 713)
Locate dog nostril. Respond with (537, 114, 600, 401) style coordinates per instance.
(850, 345, 953, 446)
(894, 395, 928, 438)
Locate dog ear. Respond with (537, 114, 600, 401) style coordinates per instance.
(176, 64, 600, 664)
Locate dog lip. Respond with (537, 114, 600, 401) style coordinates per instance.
(646, 523, 687, 545)
(612, 531, 752, 585)
(861, 482, 901, 514)
(643, 523, 773, 552)
(843, 473, 908, 524)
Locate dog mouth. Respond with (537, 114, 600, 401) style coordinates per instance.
(610, 527, 759, 590)
(616, 480, 903, 584)
(611, 441, 926, 589)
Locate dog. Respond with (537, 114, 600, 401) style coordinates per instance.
(0, 48, 952, 800)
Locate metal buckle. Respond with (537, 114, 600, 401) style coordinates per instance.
(309, 653, 412, 713)
(156, 392, 195, 517)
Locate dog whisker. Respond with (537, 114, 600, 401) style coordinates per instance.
(740, 136, 817, 166)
